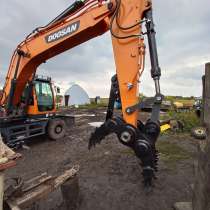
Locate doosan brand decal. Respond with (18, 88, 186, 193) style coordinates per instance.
(45, 21, 80, 43)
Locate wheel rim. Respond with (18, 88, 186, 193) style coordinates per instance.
(55, 125, 62, 134)
(195, 128, 205, 135)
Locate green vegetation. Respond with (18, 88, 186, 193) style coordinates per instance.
(120, 140, 193, 169)
(139, 93, 146, 100)
(59, 102, 107, 109)
(157, 140, 193, 169)
(77, 102, 107, 109)
(163, 95, 195, 108)
(167, 111, 200, 132)
(164, 95, 195, 101)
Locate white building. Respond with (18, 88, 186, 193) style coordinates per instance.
(64, 84, 90, 106)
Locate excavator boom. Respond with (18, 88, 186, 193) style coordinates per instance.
(0, 0, 114, 111)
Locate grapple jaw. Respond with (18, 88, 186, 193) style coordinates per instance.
(89, 117, 160, 187)
(88, 119, 117, 149)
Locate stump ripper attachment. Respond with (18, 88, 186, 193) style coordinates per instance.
(89, 116, 161, 187)
(89, 79, 163, 187)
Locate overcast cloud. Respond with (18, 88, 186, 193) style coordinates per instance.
(0, 0, 210, 97)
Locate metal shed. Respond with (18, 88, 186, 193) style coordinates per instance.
(64, 84, 90, 106)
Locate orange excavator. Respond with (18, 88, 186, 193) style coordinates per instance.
(0, 0, 163, 186)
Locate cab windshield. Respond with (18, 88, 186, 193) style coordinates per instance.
(35, 81, 54, 112)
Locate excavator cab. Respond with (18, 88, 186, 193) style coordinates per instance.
(26, 75, 56, 116)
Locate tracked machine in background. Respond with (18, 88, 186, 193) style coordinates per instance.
(0, 0, 163, 186)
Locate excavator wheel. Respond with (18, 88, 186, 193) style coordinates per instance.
(191, 126, 207, 140)
(47, 118, 66, 140)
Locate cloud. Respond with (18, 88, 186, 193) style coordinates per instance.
(0, 0, 209, 97)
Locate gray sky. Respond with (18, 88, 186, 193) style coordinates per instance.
(0, 0, 209, 97)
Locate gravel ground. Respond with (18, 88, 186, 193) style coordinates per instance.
(5, 108, 197, 210)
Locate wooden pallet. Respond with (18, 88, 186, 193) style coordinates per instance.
(4, 165, 79, 210)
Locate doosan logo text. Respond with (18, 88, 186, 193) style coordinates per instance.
(45, 21, 80, 43)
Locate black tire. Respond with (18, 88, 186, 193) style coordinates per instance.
(191, 126, 207, 140)
(47, 119, 66, 140)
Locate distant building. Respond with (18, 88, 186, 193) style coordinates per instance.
(64, 84, 90, 106)
(95, 96, 101, 104)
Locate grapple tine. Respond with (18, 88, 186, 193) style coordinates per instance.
(88, 119, 117, 150)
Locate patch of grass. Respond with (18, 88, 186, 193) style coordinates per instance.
(169, 111, 200, 132)
(157, 140, 193, 169)
(120, 148, 135, 156)
(77, 102, 107, 109)
(60, 103, 107, 109)
(160, 111, 200, 133)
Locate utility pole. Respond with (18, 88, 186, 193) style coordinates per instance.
(193, 63, 210, 210)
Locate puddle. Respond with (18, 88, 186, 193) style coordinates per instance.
(88, 122, 104, 127)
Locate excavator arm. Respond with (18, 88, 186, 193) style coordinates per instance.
(0, 0, 162, 186)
